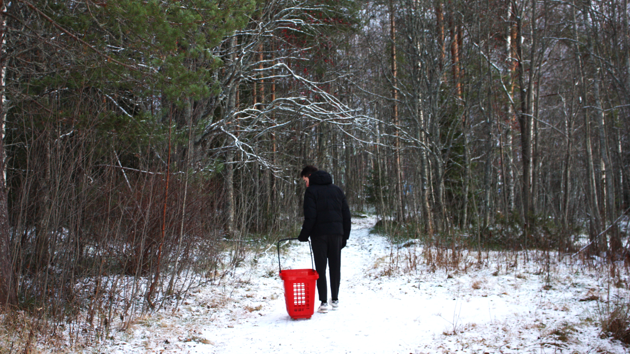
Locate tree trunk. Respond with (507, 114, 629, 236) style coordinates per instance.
(462, 116, 470, 229)
(483, 65, 494, 228)
(615, 124, 627, 211)
(621, 0, 630, 208)
(585, 105, 603, 250)
(257, 42, 264, 107)
(226, 34, 238, 237)
(420, 151, 433, 235)
(415, 84, 433, 234)
(625, 0, 630, 115)
(168, 98, 194, 294)
(436, 0, 445, 74)
(515, 1, 535, 235)
(435, 156, 449, 232)
(269, 40, 277, 230)
(389, 0, 404, 223)
(593, 69, 616, 231)
(532, 68, 541, 216)
(0, 0, 15, 307)
(561, 96, 573, 230)
(450, 15, 462, 99)
(505, 2, 518, 215)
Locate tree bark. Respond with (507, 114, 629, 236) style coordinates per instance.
(483, 65, 494, 228)
(449, 9, 467, 228)
(462, 114, 470, 228)
(515, 1, 535, 235)
(0, 0, 16, 307)
(389, 0, 405, 223)
(593, 69, 614, 219)
(584, 104, 602, 250)
(561, 95, 573, 230)
(419, 134, 433, 235)
(436, 0, 445, 74)
(620, 0, 630, 208)
(415, 92, 433, 234)
(450, 14, 462, 99)
(505, 2, 518, 215)
(226, 34, 238, 238)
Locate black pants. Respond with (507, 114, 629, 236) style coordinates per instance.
(311, 234, 342, 302)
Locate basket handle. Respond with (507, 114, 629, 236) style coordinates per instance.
(276, 238, 315, 274)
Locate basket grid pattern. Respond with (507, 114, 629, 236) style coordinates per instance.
(293, 282, 307, 306)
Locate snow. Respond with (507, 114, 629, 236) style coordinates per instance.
(97, 216, 629, 353)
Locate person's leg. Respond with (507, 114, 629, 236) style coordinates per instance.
(310, 236, 328, 302)
(328, 235, 343, 301)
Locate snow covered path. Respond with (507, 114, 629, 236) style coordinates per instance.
(196, 219, 452, 354)
(105, 217, 629, 353)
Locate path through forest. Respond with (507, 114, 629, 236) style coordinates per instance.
(194, 217, 453, 353)
(105, 217, 628, 353)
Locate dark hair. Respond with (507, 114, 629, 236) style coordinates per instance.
(300, 165, 318, 177)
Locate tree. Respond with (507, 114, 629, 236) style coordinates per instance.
(0, 0, 15, 307)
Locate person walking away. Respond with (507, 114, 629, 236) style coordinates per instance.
(298, 166, 351, 313)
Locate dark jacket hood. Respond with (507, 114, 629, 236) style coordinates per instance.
(309, 170, 333, 186)
(299, 169, 351, 240)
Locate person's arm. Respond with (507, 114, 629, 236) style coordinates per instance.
(298, 189, 317, 241)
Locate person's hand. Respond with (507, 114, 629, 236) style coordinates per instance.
(341, 239, 347, 249)
(298, 235, 309, 242)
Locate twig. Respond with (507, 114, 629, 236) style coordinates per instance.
(572, 207, 630, 258)
(97, 164, 185, 175)
(147, 105, 173, 308)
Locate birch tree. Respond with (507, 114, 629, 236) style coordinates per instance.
(0, 0, 14, 307)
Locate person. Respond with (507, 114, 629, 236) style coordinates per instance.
(298, 165, 351, 313)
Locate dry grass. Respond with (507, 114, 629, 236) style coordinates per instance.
(599, 300, 630, 345)
(245, 305, 263, 312)
(0, 310, 71, 354)
(0, 311, 37, 354)
(183, 335, 213, 345)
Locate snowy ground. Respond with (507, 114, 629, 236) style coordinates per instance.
(96, 216, 630, 353)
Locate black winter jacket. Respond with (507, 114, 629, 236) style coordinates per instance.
(298, 170, 351, 241)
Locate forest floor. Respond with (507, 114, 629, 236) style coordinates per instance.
(84, 216, 630, 353)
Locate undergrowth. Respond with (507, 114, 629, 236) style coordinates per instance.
(372, 216, 630, 349)
(372, 214, 589, 253)
(0, 222, 301, 353)
(598, 296, 630, 345)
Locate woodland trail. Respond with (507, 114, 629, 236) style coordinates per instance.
(106, 217, 627, 354)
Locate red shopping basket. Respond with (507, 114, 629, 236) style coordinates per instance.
(277, 238, 319, 319)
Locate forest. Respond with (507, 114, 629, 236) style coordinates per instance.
(0, 0, 629, 349)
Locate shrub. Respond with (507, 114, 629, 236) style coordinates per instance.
(599, 298, 630, 344)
